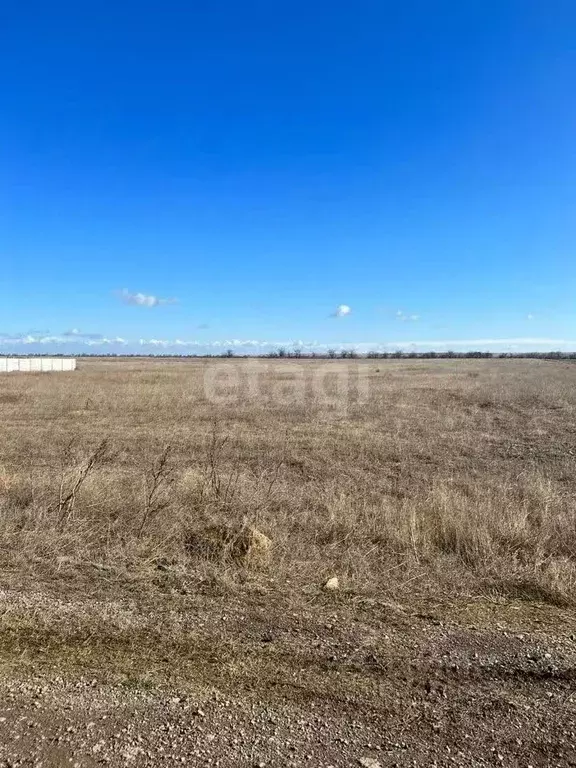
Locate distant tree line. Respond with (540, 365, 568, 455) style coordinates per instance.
(262, 349, 575, 360)
(8, 349, 575, 360)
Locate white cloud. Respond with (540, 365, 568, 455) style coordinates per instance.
(116, 290, 178, 307)
(396, 310, 420, 322)
(0, 334, 574, 355)
(138, 338, 274, 348)
(0, 333, 127, 347)
(332, 304, 351, 318)
(133, 337, 576, 352)
(376, 338, 574, 350)
(85, 337, 127, 346)
(63, 329, 105, 340)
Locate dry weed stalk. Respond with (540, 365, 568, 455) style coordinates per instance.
(196, 424, 284, 524)
(137, 445, 176, 539)
(204, 428, 240, 504)
(53, 439, 109, 528)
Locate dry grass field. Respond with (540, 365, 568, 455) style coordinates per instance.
(1, 357, 576, 765)
(1, 356, 576, 602)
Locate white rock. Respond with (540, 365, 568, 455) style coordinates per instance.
(323, 576, 339, 591)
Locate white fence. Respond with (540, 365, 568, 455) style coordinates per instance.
(0, 357, 77, 373)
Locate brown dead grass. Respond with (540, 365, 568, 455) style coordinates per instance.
(0, 357, 575, 605)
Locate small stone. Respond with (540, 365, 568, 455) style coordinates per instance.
(359, 759, 382, 768)
(323, 576, 339, 591)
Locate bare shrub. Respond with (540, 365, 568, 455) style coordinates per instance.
(137, 445, 176, 539)
(51, 439, 110, 528)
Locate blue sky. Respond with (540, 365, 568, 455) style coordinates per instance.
(2, 0, 576, 354)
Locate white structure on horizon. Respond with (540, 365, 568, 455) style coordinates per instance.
(0, 357, 77, 373)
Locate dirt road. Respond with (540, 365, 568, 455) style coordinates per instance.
(0, 585, 574, 767)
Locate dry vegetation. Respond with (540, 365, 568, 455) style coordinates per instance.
(0, 357, 575, 604)
(2, 358, 576, 764)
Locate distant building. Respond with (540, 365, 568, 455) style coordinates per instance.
(0, 357, 77, 373)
